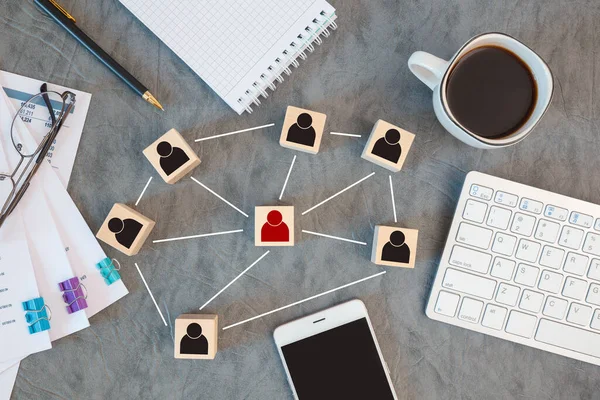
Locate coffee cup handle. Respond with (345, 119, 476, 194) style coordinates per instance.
(408, 51, 450, 90)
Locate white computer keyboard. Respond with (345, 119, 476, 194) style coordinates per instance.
(426, 171, 600, 366)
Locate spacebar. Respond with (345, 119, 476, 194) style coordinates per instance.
(535, 319, 600, 358)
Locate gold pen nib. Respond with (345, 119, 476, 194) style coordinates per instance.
(143, 91, 165, 111)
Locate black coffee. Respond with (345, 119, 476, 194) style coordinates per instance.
(446, 46, 537, 139)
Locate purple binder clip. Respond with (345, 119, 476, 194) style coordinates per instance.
(58, 277, 88, 314)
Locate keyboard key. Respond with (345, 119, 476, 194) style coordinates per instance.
(449, 245, 491, 274)
(589, 259, 600, 281)
(519, 290, 544, 313)
(462, 199, 487, 223)
(566, 303, 593, 326)
(563, 252, 589, 276)
(458, 298, 484, 324)
(559, 226, 584, 250)
(487, 206, 512, 230)
(583, 232, 600, 256)
(570, 212, 594, 228)
(505, 311, 537, 338)
(442, 268, 496, 300)
(539, 246, 565, 269)
(515, 264, 540, 287)
(491, 232, 517, 256)
(496, 283, 520, 306)
(434, 291, 460, 317)
(470, 184, 493, 200)
(595, 219, 600, 232)
(515, 239, 540, 263)
(542, 296, 568, 319)
(519, 198, 543, 214)
(538, 270, 563, 293)
(456, 223, 492, 250)
(494, 191, 518, 207)
(481, 304, 507, 330)
(563, 277, 588, 300)
(587, 283, 600, 306)
(535, 319, 600, 358)
(544, 205, 568, 221)
(511, 213, 536, 236)
(534, 219, 560, 243)
(592, 310, 600, 330)
(490, 257, 516, 280)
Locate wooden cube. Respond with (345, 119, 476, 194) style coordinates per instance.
(361, 120, 415, 172)
(174, 314, 218, 360)
(96, 204, 155, 256)
(279, 106, 327, 154)
(255, 206, 294, 246)
(143, 128, 201, 184)
(371, 225, 418, 268)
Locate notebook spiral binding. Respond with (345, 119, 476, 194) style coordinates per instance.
(237, 11, 338, 114)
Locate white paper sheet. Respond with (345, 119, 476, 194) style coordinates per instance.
(0, 72, 124, 399)
(0, 113, 52, 363)
(0, 210, 52, 362)
(1, 84, 90, 342)
(0, 362, 19, 400)
(40, 161, 128, 318)
(0, 70, 92, 188)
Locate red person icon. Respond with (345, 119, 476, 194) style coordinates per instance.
(261, 210, 289, 242)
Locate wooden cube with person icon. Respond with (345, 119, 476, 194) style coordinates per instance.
(279, 106, 327, 154)
(255, 206, 295, 246)
(174, 314, 218, 360)
(361, 120, 415, 172)
(143, 128, 201, 184)
(371, 225, 418, 268)
(96, 203, 155, 256)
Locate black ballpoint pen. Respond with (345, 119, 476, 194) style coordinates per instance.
(34, 0, 164, 111)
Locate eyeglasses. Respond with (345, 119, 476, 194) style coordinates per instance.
(0, 84, 76, 229)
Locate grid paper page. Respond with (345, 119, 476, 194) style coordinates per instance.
(119, 0, 335, 113)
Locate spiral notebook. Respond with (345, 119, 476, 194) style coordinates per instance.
(119, 0, 337, 114)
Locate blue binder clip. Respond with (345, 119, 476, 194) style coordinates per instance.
(96, 258, 121, 285)
(22, 297, 51, 334)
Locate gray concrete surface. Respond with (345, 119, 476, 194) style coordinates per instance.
(2, 0, 600, 398)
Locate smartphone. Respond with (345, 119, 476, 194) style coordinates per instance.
(274, 299, 398, 400)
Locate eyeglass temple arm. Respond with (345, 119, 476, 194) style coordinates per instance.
(0, 180, 29, 228)
(34, 100, 75, 164)
(40, 83, 56, 125)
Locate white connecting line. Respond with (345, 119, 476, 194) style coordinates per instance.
(199, 251, 270, 311)
(301, 172, 375, 216)
(389, 175, 397, 223)
(195, 123, 275, 142)
(134, 263, 168, 326)
(279, 155, 297, 200)
(191, 177, 249, 218)
(153, 229, 243, 244)
(135, 176, 153, 206)
(302, 230, 367, 246)
(222, 271, 387, 330)
(330, 132, 362, 138)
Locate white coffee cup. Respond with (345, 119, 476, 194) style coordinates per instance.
(408, 32, 554, 149)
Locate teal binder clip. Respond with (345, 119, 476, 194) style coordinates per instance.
(96, 258, 121, 285)
(22, 297, 51, 334)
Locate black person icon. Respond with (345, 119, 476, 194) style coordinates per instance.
(157, 141, 190, 176)
(286, 113, 316, 147)
(108, 217, 143, 249)
(371, 129, 402, 164)
(180, 322, 209, 355)
(381, 230, 410, 264)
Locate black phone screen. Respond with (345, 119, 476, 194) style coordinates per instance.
(281, 318, 395, 400)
